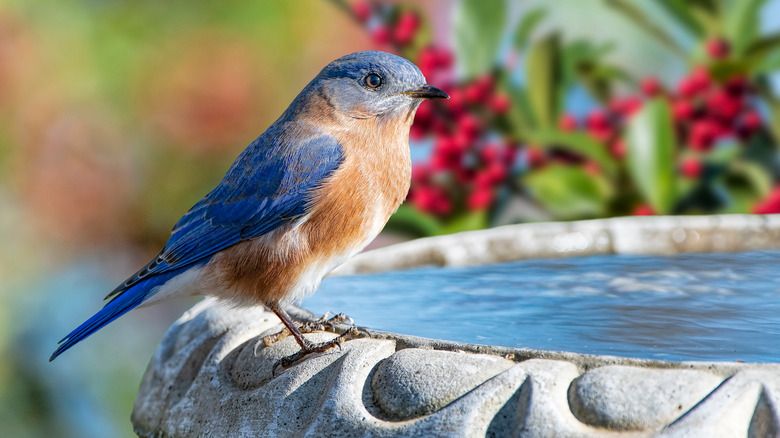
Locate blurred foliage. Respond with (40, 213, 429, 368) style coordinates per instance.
(0, 1, 365, 437)
(340, 0, 780, 237)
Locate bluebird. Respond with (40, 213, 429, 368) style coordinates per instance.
(50, 51, 448, 363)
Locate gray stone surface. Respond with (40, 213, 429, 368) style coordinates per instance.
(133, 299, 780, 437)
(331, 214, 780, 276)
(371, 348, 515, 419)
(132, 215, 780, 437)
(569, 366, 723, 431)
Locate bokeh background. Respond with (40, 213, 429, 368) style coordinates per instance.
(1, 0, 779, 436)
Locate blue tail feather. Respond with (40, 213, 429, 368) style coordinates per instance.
(49, 270, 181, 361)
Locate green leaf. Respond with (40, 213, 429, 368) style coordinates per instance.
(574, 61, 632, 104)
(625, 98, 677, 214)
(523, 165, 613, 220)
(745, 32, 780, 71)
(385, 204, 442, 237)
(703, 142, 740, 165)
(439, 210, 489, 235)
(453, 0, 507, 80)
(501, 82, 536, 136)
(655, 0, 705, 37)
(725, 0, 767, 56)
(513, 7, 547, 51)
(718, 185, 759, 214)
(603, 0, 688, 59)
(525, 33, 563, 130)
(754, 82, 780, 143)
(754, 49, 780, 74)
(729, 160, 773, 198)
(530, 130, 619, 177)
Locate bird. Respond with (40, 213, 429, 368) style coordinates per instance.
(50, 50, 448, 363)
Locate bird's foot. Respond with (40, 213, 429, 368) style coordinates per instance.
(264, 308, 370, 375)
(279, 326, 369, 369)
(261, 312, 357, 347)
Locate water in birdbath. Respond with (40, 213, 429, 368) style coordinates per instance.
(302, 250, 780, 362)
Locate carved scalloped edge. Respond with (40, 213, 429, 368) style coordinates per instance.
(132, 300, 780, 437)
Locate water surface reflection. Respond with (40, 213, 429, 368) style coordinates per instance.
(304, 251, 780, 362)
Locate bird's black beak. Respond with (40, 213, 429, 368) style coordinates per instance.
(403, 84, 449, 100)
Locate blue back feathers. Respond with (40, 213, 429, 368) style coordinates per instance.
(50, 120, 344, 361)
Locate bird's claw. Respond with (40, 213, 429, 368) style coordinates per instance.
(273, 326, 370, 371)
(262, 312, 359, 348)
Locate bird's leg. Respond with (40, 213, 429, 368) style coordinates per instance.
(266, 306, 369, 368)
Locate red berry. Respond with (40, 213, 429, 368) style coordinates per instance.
(690, 66, 712, 91)
(640, 77, 662, 97)
(465, 76, 493, 104)
(488, 93, 511, 114)
(588, 126, 614, 143)
(394, 11, 419, 46)
(610, 97, 642, 116)
(480, 144, 501, 163)
(753, 186, 780, 214)
(688, 120, 718, 151)
(459, 113, 482, 140)
(706, 38, 730, 59)
(474, 74, 494, 95)
(467, 187, 494, 210)
(448, 88, 467, 114)
(432, 137, 462, 170)
(725, 75, 749, 96)
(676, 78, 698, 98)
(610, 139, 626, 159)
(677, 67, 711, 97)
(633, 204, 655, 216)
(418, 47, 438, 77)
(672, 100, 695, 122)
(680, 158, 703, 178)
(742, 110, 762, 132)
(525, 146, 545, 167)
(434, 195, 453, 215)
(435, 49, 453, 68)
(706, 90, 742, 121)
(558, 114, 578, 131)
(584, 161, 600, 176)
(586, 109, 609, 130)
(411, 186, 435, 213)
(455, 167, 475, 184)
(411, 163, 431, 183)
(352, 1, 372, 22)
(371, 25, 391, 45)
(486, 161, 507, 183)
(503, 145, 518, 165)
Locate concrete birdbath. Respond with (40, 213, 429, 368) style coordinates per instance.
(132, 214, 780, 437)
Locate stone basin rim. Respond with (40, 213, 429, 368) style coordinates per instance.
(286, 306, 780, 372)
(331, 213, 780, 276)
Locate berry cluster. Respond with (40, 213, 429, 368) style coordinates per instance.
(543, 57, 765, 215)
(345, 2, 776, 220)
(409, 71, 518, 215)
(351, 1, 420, 47)
(348, 1, 517, 217)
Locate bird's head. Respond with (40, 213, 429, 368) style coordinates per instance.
(312, 50, 448, 120)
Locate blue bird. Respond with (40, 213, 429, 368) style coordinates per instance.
(50, 50, 448, 363)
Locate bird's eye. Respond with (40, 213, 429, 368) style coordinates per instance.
(364, 73, 382, 89)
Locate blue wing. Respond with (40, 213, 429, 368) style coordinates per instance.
(50, 123, 344, 361)
(107, 123, 344, 298)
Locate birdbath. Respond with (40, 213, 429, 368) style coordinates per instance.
(132, 214, 780, 437)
